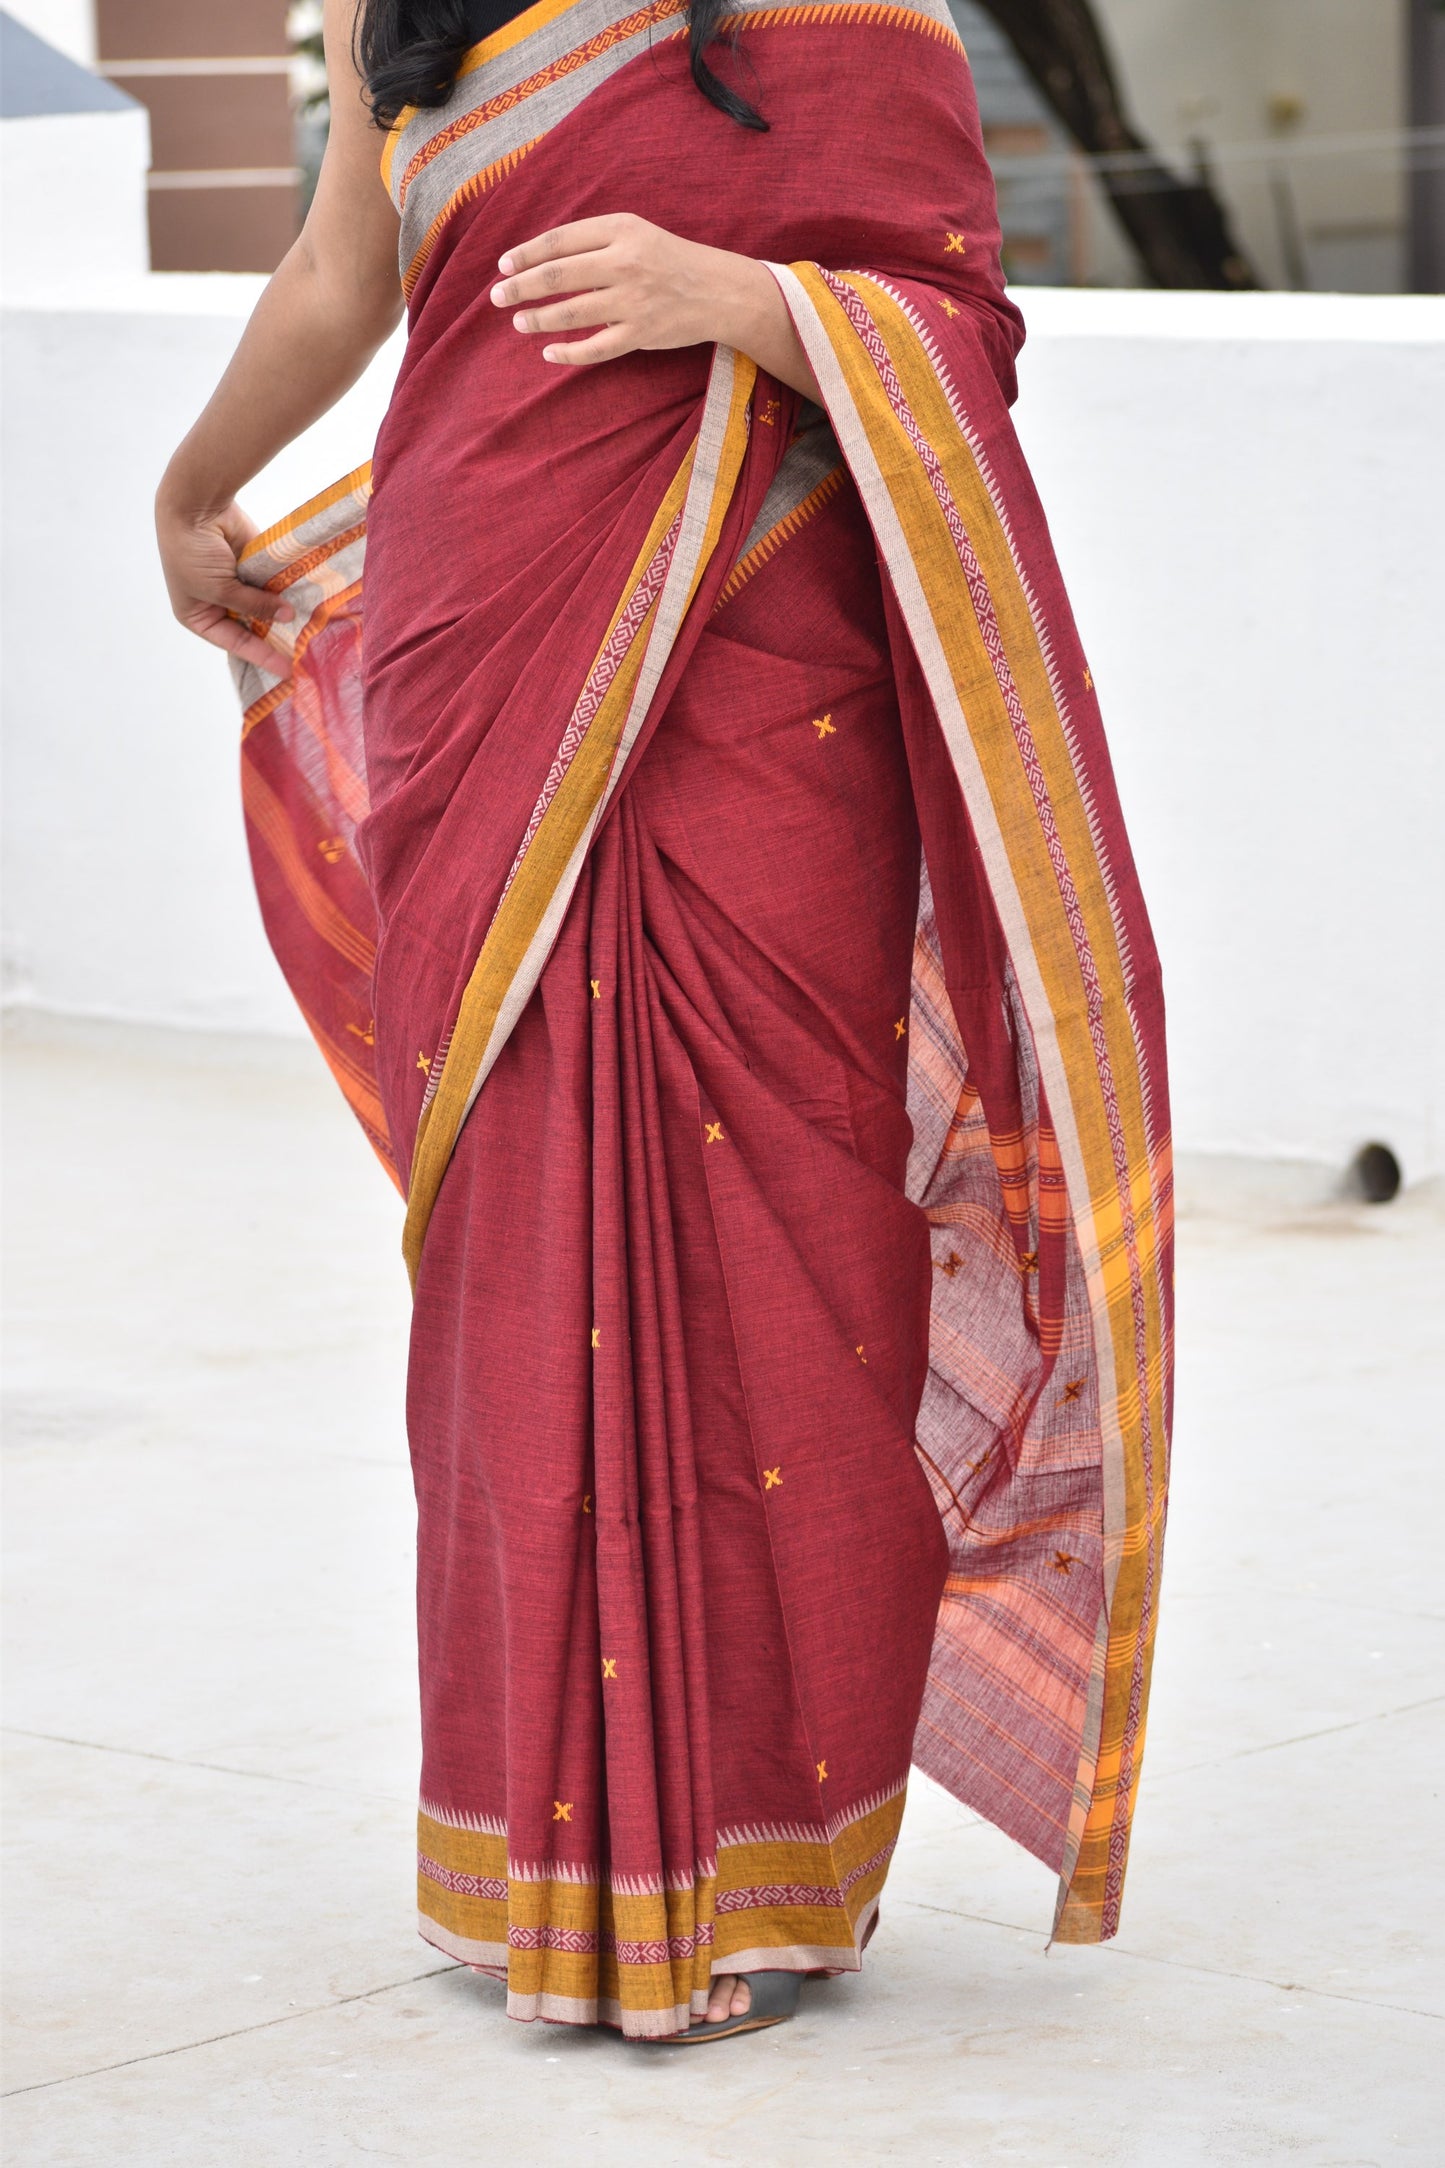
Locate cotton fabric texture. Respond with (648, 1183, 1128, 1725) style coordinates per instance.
(231, 0, 1173, 2038)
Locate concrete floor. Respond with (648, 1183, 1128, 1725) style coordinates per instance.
(3, 1017, 1441, 2166)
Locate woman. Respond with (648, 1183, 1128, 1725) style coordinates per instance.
(157, 0, 1172, 2043)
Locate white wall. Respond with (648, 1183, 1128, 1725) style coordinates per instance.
(1014, 288, 1445, 1184)
(3, 281, 1443, 1184)
(0, 105, 150, 289)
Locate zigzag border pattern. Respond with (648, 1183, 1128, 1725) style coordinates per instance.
(715, 1776, 906, 1850)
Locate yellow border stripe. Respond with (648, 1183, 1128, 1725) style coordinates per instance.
(772, 260, 1167, 1946)
(401, 351, 756, 1282)
(400, 456, 695, 1280)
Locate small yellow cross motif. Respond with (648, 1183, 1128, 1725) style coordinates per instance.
(855, 1344, 867, 1364)
(935, 1251, 962, 1278)
(591, 1326, 600, 1349)
(1061, 1378, 1085, 1403)
(967, 1446, 996, 1474)
(590, 978, 601, 999)
(816, 1760, 828, 1783)
(894, 1017, 907, 1040)
(940, 296, 959, 318)
(812, 713, 835, 739)
(763, 1467, 782, 1490)
(1052, 1549, 1080, 1575)
(945, 231, 966, 253)
(704, 1121, 725, 1144)
(601, 1656, 617, 1679)
(553, 1800, 573, 1821)
(346, 1018, 376, 1045)
(582, 1494, 592, 1513)
(317, 835, 346, 864)
(760, 397, 780, 426)
(1020, 1250, 1039, 1274)
(1083, 667, 1094, 691)
(417, 1051, 431, 1076)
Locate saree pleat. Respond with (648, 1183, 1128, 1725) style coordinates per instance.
(230, 0, 1172, 2035)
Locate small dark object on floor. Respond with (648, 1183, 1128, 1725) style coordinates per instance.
(1352, 1142, 1402, 1204)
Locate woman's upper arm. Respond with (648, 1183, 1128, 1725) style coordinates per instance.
(300, 0, 402, 315)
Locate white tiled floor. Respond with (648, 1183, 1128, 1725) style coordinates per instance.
(3, 1019, 1441, 2165)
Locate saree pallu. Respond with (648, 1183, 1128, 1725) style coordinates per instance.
(233, 0, 1173, 2036)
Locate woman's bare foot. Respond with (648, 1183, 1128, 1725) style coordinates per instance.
(704, 1973, 752, 2023)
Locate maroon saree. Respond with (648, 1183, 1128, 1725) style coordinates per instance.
(233, 0, 1173, 2036)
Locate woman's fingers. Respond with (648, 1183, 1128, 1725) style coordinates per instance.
(187, 602, 286, 673)
(540, 326, 634, 367)
(491, 251, 613, 311)
(218, 579, 293, 625)
(512, 290, 615, 337)
(496, 214, 641, 280)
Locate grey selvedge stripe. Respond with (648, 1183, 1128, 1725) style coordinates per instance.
(732, 404, 844, 566)
(397, 14, 679, 271)
(387, 0, 660, 195)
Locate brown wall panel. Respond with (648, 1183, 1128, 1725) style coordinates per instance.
(96, 0, 289, 61)
(148, 184, 299, 273)
(114, 73, 295, 169)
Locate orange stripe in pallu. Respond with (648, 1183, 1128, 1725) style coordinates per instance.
(238, 584, 363, 742)
(712, 464, 845, 611)
(240, 463, 373, 569)
(400, 351, 759, 1285)
(771, 261, 1167, 1943)
(289, 658, 371, 830)
(258, 521, 367, 596)
(293, 999, 399, 1187)
(240, 762, 375, 977)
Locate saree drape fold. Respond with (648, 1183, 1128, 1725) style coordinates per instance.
(232, 0, 1172, 2033)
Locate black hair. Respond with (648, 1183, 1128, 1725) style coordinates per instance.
(357, 0, 766, 131)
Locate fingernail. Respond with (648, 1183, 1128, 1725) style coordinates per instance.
(490, 284, 507, 304)
(497, 253, 514, 273)
(542, 347, 560, 363)
(513, 314, 528, 332)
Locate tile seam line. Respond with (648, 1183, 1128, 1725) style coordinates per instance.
(1136, 1691, 1445, 1784)
(0, 1726, 413, 1806)
(0, 1966, 462, 2099)
(895, 1902, 1444, 2022)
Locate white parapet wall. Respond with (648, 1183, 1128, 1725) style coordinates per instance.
(2, 280, 1443, 1188)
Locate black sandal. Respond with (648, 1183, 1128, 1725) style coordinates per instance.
(649, 1970, 803, 2044)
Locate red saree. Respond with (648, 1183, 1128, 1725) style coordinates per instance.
(233, 0, 1172, 2038)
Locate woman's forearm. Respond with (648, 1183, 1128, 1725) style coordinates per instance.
(712, 254, 821, 405)
(158, 239, 402, 520)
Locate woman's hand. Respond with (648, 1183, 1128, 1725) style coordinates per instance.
(156, 497, 293, 672)
(491, 214, 820, 401)
(154, 0, 400, 674)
